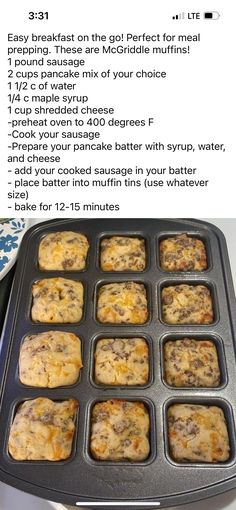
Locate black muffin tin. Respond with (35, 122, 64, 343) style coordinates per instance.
(0, 218, 236, 508)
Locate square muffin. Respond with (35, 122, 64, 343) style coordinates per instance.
(94, 338, 149, 386)
(160, 234, 207, 272)
(100, 236, 146, 271)
(90, 399, 150, 461)
(167, 404, 230, 463)
(31, 277, 84, 323)
(164, 338, 220, 387)
(97, 282, 148, 324)
(161, 284, 213, 325)
(19, 331, 83, 388)
(38, 231, 89, 271)
(8, 397, 78, 461)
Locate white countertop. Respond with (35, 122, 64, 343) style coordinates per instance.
(1, 218, 236, 510)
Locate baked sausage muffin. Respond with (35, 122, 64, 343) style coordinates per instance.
(19, 331, 83, 387)
(8, 397, 78, 461)
(38, 231, 89, 271)
(97, 282, 148, 324)
(161, 284, 213, 324)
(160, 234, 207, 272)
(31, 278, 84, 323)
(94, 338, 149, 385)
(100, 236, 146, 271)
(164, 338, 220, 387)
(90, 399, 150, 461)
(167, 404, 230, 462)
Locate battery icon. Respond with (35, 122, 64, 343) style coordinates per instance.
(204, 11, 220, 19)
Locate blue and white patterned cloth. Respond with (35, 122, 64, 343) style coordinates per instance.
(0, 219, 26, 273)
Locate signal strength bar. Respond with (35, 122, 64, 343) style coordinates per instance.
(172, 12, 185, 19)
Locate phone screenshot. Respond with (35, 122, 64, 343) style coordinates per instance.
(0, 1, 235, 510)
